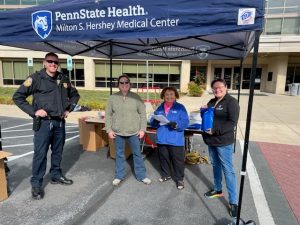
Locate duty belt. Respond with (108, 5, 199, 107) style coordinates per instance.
(42, 116, 64, 120)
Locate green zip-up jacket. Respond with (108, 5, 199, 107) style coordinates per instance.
(105, 91, 147, 136)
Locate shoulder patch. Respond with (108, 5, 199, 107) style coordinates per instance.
(23, 77, 32, 87)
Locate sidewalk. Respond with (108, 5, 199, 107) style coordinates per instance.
(2, 90, 300, 145)
(178, 91, 300, 146)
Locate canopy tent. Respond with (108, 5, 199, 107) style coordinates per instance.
(0, 0, 264, 223)
(0, 0, 263, 60)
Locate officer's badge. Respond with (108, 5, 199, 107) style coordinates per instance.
(23, 77, 32, 87)
(63, 83, 68, 88)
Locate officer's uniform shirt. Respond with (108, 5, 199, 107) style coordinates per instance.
(13, 68, 80, 117)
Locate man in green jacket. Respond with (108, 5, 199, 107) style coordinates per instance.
(105, 75, 151, 186)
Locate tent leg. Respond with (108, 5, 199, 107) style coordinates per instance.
(233, 59, 243, 154)
(237, 59, 243, 104)
(236, 31, 261, 224)
(110, 42, 113, 95)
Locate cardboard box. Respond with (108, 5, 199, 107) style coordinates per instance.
(78, 117, 86, 145)
(0, 151, 12, 202)
(108, 138, 132, 159)
(78, 118, 108, 152)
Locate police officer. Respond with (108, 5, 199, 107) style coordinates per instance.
(13, 52, 80, 200)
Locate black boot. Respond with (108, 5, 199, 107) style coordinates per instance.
(31, 187, 44, 200)
(50, 175, 73, 185)
(229, 204, 238, 218)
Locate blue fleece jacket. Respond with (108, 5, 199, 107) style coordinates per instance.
(150, 101, 189, 146)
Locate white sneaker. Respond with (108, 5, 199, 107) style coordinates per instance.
(142, 177, 151, 185)
(112, 178, 121, 186)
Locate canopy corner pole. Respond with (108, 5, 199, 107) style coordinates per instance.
(236, 31, 260, 224)
(237, 59, 243, 103)
(109, 42, 113, 95)
(146, 60, 149, 101)
(233, 59, 244, 154)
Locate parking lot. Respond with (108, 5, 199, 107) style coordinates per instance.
(0, 115, 257, 225)
(0, 107, 299, 225)
(1, 116, 79, 164)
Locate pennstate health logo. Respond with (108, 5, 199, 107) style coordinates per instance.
(32, 10, 52, 39)
(238, 8, 255, 25)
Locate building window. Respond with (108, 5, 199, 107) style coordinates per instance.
(95, 61, 181, 89)
(20, 0, 37, 5)
(264, 0, 300, 35)
(213, 68, 222, 80)
(282, 17, 300, 34)
(286, 65, 300, 91)
(137, 64, 153, 88)
(4, 0, 21, 4)
(190, 65, 207, 83)
(268, 72, 273, 81)
(60, 61, 85, 87)
(95, 63, 121, 88)
(285, 0, 300, 13)
(37, 0, 55, 5)
(2, 59, 34, 85)
(265, 18, 283, 35)
(1, 59, 85, 86)
(242, 68, 262, 89)
(2, 59, 43, 85)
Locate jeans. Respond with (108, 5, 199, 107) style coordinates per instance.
(31, 119, 65, 188)
(114, 135, 147, 181)
(208, 144, 237, 204)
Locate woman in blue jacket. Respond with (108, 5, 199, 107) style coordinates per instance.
(150, 87, 189, 190)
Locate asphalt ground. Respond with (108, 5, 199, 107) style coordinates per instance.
(0, 115, 298, 225)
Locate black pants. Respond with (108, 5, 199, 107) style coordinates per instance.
(157, 144, 185, 182)
(31, 119, 65, 188)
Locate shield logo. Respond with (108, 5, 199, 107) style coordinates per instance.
(195, 45, 210, 59)
(32, 10, 52, 39)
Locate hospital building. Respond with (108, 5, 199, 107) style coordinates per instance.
(0, 0, 299, 94)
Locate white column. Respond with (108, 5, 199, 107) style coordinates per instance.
(84, 57, 95, 89)
(180, 60, 191, 92)
(266, 55, 288, 94)
(0, 59, 3, 86)
(206, 60, 212, 90)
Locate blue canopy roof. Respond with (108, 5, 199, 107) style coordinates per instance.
(0, 0, 264, 60)
(0, 2, 265, 220)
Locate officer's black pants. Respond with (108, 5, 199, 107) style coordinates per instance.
(157, 144, 185, 182)
(31, 119, 65, 188)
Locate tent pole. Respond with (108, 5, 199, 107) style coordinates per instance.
(236, 31, 260, 224)
(146, 60, 149, 101)
(109, 42, 113, 95)
(233, 59, 243, 153)
(237, 59, 243, 103)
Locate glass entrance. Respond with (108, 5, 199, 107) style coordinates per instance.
(242, 68, 262, 89)
(213, 67, 233, 89)
(224, 68, 232, 88)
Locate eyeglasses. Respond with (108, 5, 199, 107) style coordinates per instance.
(213, 86, 225, 90)
(46, 60, 59, 65)
(119, 81, 129, 85)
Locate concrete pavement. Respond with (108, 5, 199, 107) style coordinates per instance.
(0, 90, 300, 225)
(177, 90, 300, 146)
(2, 90, 300, 145)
